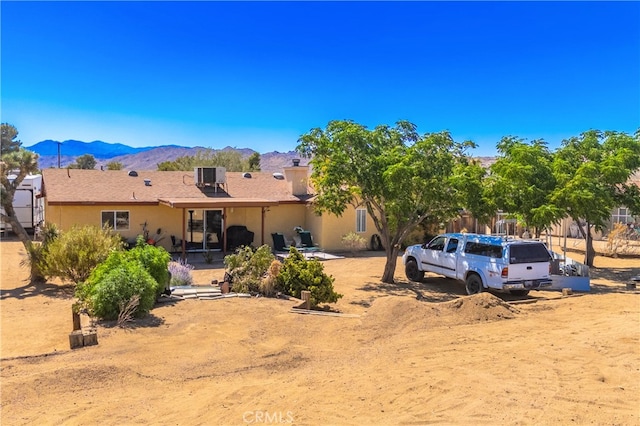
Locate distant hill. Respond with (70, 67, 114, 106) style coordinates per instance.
(28, 140, 307, 173)
(26, 139, 166, 158)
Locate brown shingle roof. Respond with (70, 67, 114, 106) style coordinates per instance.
(42, 169, 311, 206)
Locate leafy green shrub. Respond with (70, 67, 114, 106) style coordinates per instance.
(127, 238, 170, 297)
(40, 225, 123, 284)
(341, 231, 367, 255)
(79, 256, 159, 320)
(276, 247, 342, 307)
(76, 239, 170, 320)
(224, 245, 275, 294)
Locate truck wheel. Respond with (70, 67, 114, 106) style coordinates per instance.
(510, 290, 530, 297)
(405, 259, 424, 282)
(465, 274, 483, 295)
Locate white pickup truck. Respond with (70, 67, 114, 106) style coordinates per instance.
(402, 233, 553, 296)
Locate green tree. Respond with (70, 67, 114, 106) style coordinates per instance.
(452, 158, 496, 232)
(1, 123, 22, 155)
(552, 129, 640, 266)
(73, 154, 97, 169)
(106, 161, 124, 170)
(248, 152, 261, 171)
(157, 148, 252, 172)
(488, 137, 562, 237)
(0, 124, 40, 249)
(297, 120, 475, 283)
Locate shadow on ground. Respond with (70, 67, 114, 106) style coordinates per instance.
(0, 280, 75, 301)
(99, 313, 166, 330)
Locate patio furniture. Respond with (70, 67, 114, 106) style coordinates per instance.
(271, 232, 291, 252)
(170, 235, 182, 253)
(298, 231, 319, 249)
(226, 225, 254, 251)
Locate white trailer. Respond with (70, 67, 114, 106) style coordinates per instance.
(0, 174, 45, 233)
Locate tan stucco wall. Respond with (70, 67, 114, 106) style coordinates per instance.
(303, 204, 377, 252)
(44, 203, 184, 251)
(45, 201, 377, 253)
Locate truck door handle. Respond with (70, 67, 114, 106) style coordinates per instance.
(527, 266, 532, 270)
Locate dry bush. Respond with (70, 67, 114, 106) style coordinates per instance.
(341, 232, 367, 255)
(117, 294, 141, 328)
(605, 223, 638, 257)
(260, 260, 282, 297)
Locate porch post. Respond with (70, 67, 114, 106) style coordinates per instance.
(261, 206, 266, 245)
(222, 207, 227, 253)
(181, 208, 186, 261)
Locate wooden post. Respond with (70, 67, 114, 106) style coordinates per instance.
(71, 303, 82, 331)
(69, 330, 84, 349)
(301, 291, 311, 310)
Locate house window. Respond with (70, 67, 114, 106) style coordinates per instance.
(612, 207, 634, 224)
(101, 210, 130, 230)
(356, 209, 366, 233)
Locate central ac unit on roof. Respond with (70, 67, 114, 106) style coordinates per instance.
(194, 167, 226, 186)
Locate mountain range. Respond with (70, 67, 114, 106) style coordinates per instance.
(26, 139, 498, 172)
(26, 140, 306, 173)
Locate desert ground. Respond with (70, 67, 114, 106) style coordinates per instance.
(1, 237, 639, 425)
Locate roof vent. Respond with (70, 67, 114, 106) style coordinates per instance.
(273, 172, 285, 180)
(144, 179, 151, 186)
(128, 170, 138, 177)
(243, 172, 252, 178)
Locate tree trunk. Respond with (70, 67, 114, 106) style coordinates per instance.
(1, 208, 31, 249)
(584, 221, 596, 267)
(381, 244, 401, 283)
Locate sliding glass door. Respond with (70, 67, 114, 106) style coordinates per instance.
(186, 209, 223, 251)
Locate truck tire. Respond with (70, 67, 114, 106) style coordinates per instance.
(405, 259, 424, 282)
(465, 274, 483, 295)
(510, 290, 530, 297)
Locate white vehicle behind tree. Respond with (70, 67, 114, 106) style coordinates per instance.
(402, 233, 553, 296)
(0, 174, 44, 234)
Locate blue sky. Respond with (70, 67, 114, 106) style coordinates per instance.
(2, 1, 639, 156)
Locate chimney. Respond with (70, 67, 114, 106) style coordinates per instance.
(283, 162, 309, 196)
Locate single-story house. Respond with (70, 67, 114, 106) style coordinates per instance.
(41, 163, 377, 255)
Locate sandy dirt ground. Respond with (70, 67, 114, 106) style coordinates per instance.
(1, 238, 639, 425)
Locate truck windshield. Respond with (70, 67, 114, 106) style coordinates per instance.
(509, 244, 552, 264)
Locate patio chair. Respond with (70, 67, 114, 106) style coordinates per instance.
(298, 231, 319, 249)
(271, 232, 291, 252)
(170, 235, 183, 253)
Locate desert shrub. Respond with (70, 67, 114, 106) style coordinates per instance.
(117, 294, 141, 328)
(224, 245, 275, 294)
(260, 260, 283, 297)
(202, 249, 215, 264)
(341, 231, 367, 255)
(40, 224, 123, 284)
(21, 222, 60, 283)
(127, 238, 170, 297)
(605, 222, 639, 256)
(276, 247, 342, 307)
(168, 259, 194, 287)
(79, 257, 159, 320)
